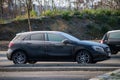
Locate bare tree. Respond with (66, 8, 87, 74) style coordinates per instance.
(66, 0, 71, 10)
(0, 0, 4, 19)
(114, 0, 120, 10)
(96, 0, 120, 10)
(51, 0, 56, 11)
(7, 0, 14, 19)
(25, 0, 33, 31)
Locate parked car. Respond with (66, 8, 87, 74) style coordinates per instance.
(7, 31, 111, 64)
(100, 30, 120, 54)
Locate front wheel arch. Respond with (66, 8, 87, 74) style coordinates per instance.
(75, 49, 93, 64)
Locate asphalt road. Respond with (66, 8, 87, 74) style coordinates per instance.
(0, 51, 120, 67)
(0, 51, 120, 80)
(0, 71, 107, 80)
(0, 51, 120, 72)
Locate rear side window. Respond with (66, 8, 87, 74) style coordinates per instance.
(109, 32, 120, 39)
(30, 33, 44, 41)
(12, 35, 25, 41)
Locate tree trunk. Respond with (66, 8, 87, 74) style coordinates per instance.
(26, 0, 32, 31)
(0, 0, 3, 19)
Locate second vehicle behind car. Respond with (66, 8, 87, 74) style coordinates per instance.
(101, 30, 120, 54)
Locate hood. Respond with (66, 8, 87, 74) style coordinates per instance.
(78, 40, 108, 47)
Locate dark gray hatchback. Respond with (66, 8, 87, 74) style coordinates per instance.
(7, 31, 111, 64)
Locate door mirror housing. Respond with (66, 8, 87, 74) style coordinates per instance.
(62, 39, 71, 44)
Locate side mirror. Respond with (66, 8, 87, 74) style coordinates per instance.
(62, 39, 70, 44)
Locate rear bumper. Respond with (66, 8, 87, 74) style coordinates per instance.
(6, 49, 13, 60)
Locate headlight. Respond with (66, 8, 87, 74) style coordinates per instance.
(92, 46, 105, 52)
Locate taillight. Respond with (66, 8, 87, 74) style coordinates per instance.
(8, 42, 14, 48)
(100, 40, 103, 44)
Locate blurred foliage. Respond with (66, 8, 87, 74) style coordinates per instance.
(41, 10, 62, 17)
(1, 9, 120, 39)
(14, 10, 37, 21)
(0, 19, 5, 24)
(30, 10, 37, 18)
(61, 11, 73, 20)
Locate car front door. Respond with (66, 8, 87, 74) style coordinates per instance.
(45, 33, 74, 60)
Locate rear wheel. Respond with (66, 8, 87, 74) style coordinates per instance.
(76, 50, 92, 64)
(111, 50, 118, 54)
(12, 51, 27, 64)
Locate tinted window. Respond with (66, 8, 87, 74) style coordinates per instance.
(24, 35, 30, 40)
(30, 33, 44, 41)
(102, 33, 108, 40)
(12, 35, 25, 41)
(48, 33, 65, 42)
(109, 32, 120, 39)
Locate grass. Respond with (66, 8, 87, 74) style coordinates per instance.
(110, 72, 120, 80)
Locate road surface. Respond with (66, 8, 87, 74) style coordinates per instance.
(0, 71, 108, 80)
(0, 51, 120, 80)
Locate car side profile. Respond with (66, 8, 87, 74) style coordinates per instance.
(100, 30, 120, 54)
(7, 31, 111, 64)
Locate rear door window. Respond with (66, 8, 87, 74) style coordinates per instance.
(109, 32, 120, 39)
(30, 33, 44, 41)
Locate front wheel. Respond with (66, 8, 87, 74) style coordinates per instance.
(76, 50, 92, 64)
(111, 50, 118, 54)
(12, 51, 27, 64)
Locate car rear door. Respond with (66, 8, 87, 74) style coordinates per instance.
(23, 33, 46, 59)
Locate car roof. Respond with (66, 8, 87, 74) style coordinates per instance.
(107, 30, 120, 34)
(16, 31, 64, 35)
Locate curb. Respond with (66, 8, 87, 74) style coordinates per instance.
(89, 69, 120, 80)
(0, 67, 119, 72)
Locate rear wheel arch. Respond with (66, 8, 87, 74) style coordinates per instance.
(11, 49, 28, 64)
(11, 49, 28, 60)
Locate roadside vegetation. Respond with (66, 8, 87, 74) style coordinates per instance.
(0, 9, 120, 40)
(0, 0, 120, 40)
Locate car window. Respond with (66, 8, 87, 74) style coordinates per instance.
(102, 33, 108, 40)
(12, 35, 25, 41)
(109, 32, 120, 39)
(47, 33, 65, 42)
(23, 35, 30, 40)
(30, 33, 44, 41)
(62, 32, 80, 42)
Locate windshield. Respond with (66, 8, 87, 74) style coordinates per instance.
(62, 32, 80, 42)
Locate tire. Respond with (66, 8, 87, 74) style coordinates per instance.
(28, 61, 37, 64)
(111, 50, 118, 54)
(76, 50, 92, 64)
(12, 51, 27, 64)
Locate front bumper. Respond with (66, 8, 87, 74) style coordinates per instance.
(92, 51, 111, 62)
